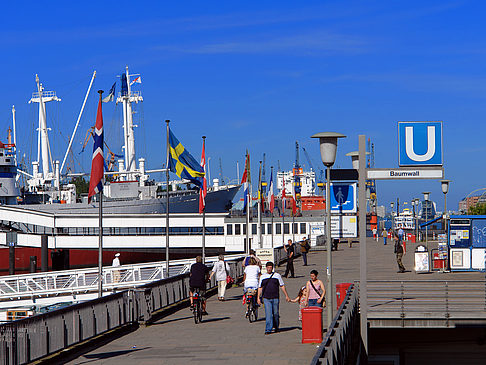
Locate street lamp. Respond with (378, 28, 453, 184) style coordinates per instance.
(441, 180, 451, 214)
(345, 151, 370, 170)
(391, 202, 395, 230)
(422, 192, 431, 269)
(312, 132, 346, 325)
(413, 198, 420, 241)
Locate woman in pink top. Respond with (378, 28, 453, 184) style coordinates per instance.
(304, 270, 326, 307)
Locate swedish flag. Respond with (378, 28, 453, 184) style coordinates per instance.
(168, 128, 205, 188)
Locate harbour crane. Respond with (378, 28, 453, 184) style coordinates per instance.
(302, 146, 324, 193)
(218, 157, 225, 185)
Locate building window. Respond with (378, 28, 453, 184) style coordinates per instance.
(235, 224, 241, 235)
(284, 223, 290, 234)
(293, 223, 298, 234)
(243, 224, 247, 235)
(276, 223, 281, 234)
(267, 223, 272, 234)
(227, 224, 233, 235)
(252, 224, 257, 235)
(261, 224, 265, 235)
(300, 223, 306, 234)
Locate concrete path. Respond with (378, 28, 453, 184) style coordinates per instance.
(67, 238, 484, 364)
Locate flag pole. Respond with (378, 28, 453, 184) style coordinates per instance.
(258, 160, 262, 248)
(97, 90, 104, 298)
(245, 152, 250, 255)
(270, 166, 274, 248)
(165, 120, 170, 278)
(202, 136, 206, 264)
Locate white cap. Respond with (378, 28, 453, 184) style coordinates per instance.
(115, 253, 120, 257)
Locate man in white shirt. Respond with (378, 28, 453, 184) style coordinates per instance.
(112, 253, 121, 283)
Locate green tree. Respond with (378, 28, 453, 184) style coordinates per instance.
(468, 203, 486, 215)
(70, 177, 89, 195)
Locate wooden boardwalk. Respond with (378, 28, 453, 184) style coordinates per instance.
(67, 238, 485, 364)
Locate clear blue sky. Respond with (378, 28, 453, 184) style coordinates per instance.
(0, 1, 484, 211)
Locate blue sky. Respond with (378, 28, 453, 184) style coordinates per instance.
(0, 1, 484, 211)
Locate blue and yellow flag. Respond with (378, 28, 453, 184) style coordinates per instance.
(168, 128, 205, 188)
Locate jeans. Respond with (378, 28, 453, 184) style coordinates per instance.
(302, 252, 308, 265)
(308, 298, 322, 307)
(383, 237, 387, 245)
(263, 298, 280, 333)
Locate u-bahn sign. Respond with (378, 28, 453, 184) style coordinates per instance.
(398, 121, 443, 166)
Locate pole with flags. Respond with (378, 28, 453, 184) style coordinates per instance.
(241, 152, 250, 254)
(88, 90, 104, 298)
(268, 166, 275, 248)
(292, 174, 297, 242)
(258, 160, 263, 248)
(165, 120, 170, 278)
(199, 136, 207, 263)
(282, 183, 286, 246)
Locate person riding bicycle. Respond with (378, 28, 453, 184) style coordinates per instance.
(189, 255, 209, 315)
(243, 256, 261, 316)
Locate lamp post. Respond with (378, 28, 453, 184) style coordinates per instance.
(441, 180, 451, 215)
(414, 198, 420, 241)
(390, 202, 395, 230)
(312, 132, 346, 326)
(423, 192, 431, 269)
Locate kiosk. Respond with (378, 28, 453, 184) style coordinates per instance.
(448, 215, 486, 271)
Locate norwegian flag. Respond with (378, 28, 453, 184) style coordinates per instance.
(88, 94, 104, 203)
(241, 152, 250, 211)
(267, 170, 275, 212)
(291, 178, 297, 216)
(198, 139, 207, 214)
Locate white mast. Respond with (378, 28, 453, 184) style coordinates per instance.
(116, 66, 142, 180)
(11, 105, 16, 147)
(29, 75, 60, 179)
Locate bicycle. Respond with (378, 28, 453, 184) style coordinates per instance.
(245, 289, 258, 323)
(192, 289, 204, 324)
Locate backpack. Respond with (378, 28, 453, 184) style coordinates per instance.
(304, 240, 311, 251)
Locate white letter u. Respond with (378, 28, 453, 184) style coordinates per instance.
(405, 126, 435, 162)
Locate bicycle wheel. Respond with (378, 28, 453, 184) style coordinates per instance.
(198, 301, 203, 323)
(193, 300, 200, 324)
(248, 301, 256, 323)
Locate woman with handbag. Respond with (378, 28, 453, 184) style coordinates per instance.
(304, 270, 326, 307)
(210, 254, 231, 301)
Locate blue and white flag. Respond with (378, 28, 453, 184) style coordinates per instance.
(102, 82, 116, 103)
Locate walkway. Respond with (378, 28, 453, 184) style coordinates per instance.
(67, 238, 485, 364)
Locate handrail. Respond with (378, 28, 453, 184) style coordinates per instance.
(310, 284, 360, 365)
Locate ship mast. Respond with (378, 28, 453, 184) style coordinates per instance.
(29, 75, 60, 180)
(116, 66, 143, 180)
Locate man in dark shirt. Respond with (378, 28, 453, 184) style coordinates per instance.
(189, 256, 209, 314)
(283, 239, 295, 278)
(257, 261, 290, 335)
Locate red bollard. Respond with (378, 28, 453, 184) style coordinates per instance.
(302, 307, 323, 343)
(336, 283, 353, 310)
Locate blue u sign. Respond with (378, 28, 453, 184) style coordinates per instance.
(398, 121, 443, 166)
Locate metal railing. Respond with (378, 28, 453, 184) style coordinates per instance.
(310, 284, 360, 365)
(0, 254, 243, 308)
(367, 280, 486, 327)
(0, 258, 244, 364)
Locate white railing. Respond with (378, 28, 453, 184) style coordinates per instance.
(0, 254, 243, 304)
(31, 90, 57, 99)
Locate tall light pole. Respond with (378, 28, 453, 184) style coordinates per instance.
(312, 132, 346, 326)
(441, 180, 451, 214)
(414, 198, 420, 241)
(423, 191, 431, 269)
(390, 202, 395, 230)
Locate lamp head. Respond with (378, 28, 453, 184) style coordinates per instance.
(440, 180, 451, 195)
(422, 191, 431, 201)
(345, 151, 370, 170)
(311, 132, 346, 167)
(391, 202, 395, 209)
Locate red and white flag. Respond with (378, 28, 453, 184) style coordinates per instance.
(267, 170, 274, 212)
(88, 94, 104, 203)
(282, 184, 286, 211)
(291, 179, 297, 216)
(130, 76, 142, 85)
(198, 139, 207, 214)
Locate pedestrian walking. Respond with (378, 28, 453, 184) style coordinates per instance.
(298, 236, 310, 266)
(209, 254, 230, 301)
(112, 253, 121, 283)
(257, 261, 290, 335)
(382, 228, 388, 245)
(283, 239, 295, 278)
(304, 270, 326, 307)
(372, 227, 378, 242)
(290, 286, 308, 322)
(394, 232, 406, 273)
